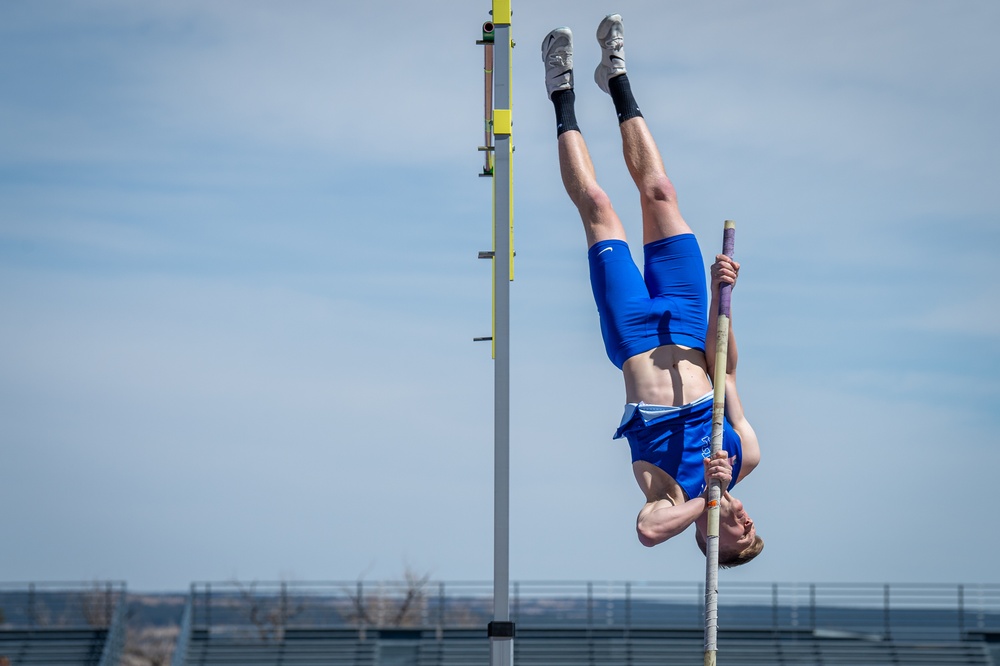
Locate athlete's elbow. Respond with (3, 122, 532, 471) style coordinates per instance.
(741, 444, 761, 477)
(636, 523, 674, 548)
(637, 529, 658, 548)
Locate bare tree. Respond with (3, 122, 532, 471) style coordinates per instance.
(235, 581, 304, 641)
(121, 626, 177, 666)
(80, 583, 116, 627)
(345, 568, 432, 628)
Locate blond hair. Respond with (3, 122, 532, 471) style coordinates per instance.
(695, 532, 764, 569)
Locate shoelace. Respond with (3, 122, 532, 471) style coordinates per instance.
(547, 51, 571, 67)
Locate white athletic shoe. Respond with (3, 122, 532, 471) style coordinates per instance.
(594, 13, 626, 94)
(541, 27, 574, 99)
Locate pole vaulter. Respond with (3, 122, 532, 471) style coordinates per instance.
(538, 13, 765, 664)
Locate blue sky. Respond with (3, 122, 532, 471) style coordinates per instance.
(1, 1, 998, 591)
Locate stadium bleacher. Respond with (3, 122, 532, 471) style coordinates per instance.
(165, 581, 1000, 666)
(169, 626, 997, 666)
(0, 583, 126, 666)
(0, 628, 109, 665)
(4, 581, 998, 665)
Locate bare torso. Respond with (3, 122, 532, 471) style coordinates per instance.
(623, 343, 715, 505)
(622, 344, 713, 406)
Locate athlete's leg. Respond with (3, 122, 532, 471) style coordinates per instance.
(595, 15, 692, 245)
(558, 130, 627, 247)
(621, 117, 691, 244)
(544, 26, 626, 248)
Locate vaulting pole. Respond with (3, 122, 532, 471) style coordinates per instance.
(704, 219, 735, 666)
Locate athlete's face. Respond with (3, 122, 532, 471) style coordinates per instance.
(718, 493, 756, 558)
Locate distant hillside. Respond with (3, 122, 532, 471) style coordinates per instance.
(126, 594, 187, 628)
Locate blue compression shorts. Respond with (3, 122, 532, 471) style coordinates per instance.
(588, 234, 708, 369)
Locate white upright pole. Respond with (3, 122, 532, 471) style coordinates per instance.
(480, 2, 514, 665)
(704, 220, 735, 666)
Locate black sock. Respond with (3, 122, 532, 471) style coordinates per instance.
(609, 73, 642, 124)
(551, 89, 579, 136)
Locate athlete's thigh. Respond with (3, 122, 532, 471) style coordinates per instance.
(640, 188, 692, 245)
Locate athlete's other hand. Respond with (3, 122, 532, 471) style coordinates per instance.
(711, 255, 740, 290)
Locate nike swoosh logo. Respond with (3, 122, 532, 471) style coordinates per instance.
(598, 246, 613, 255)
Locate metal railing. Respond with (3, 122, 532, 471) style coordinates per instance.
(169, 594, 194, 666)
(184, 580, 1000, 642)
(0, 582, 127, 666)
(0, 581, 126, 629)
(97, 588, 128, 666)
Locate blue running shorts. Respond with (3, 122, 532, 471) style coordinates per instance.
(587, 233, 708, 369)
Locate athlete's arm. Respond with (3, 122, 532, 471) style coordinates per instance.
(706, 255, 760, 481)
(724, 375, 759, 481)
(636, 496, 708, 547)
(635, 454, 733, 546)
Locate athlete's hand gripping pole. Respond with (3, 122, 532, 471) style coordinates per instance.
(704, 220, 735, 666)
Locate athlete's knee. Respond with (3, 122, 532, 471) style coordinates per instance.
(640, 174, 678, 207)
(574, 183, 614, 218)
